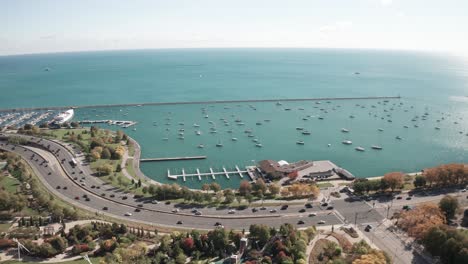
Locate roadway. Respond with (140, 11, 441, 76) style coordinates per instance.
(0, 133, 343, 230)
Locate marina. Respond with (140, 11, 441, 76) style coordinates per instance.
(167, 166, 250, 181)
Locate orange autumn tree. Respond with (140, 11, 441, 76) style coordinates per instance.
(382, 172, 404, 192)
(397, 203, 445, 240)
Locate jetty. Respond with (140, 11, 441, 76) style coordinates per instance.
(167, 166, 249, 181)
(140, 156, 207, 162)
(0, 96, 402, 113)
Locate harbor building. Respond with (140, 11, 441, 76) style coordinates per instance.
(258, 159, 355, 181)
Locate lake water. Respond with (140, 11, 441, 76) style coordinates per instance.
(1, 49, 467, 189)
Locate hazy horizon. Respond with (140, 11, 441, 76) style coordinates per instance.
(2, 0, 468, 56)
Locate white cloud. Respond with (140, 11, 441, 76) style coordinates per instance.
(319, 21, 353, 33)
(381, 0, 393, 6)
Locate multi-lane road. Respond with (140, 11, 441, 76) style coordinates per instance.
(0, 133, 345, 230)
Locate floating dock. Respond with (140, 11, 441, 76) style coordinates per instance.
(78, 119, 137, 128)
(167, 166, 249, 181)
(140, 156, 207, 162)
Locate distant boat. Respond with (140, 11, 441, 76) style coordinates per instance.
(163, 138, 169, 141)
(403, 125, 409, 128)
(204, 115, 209, 118)
(302, 131, 311, 135)
(342, 140, 352, 145)
(256, 122, 262, 125)
(276, 102, 282, 106)
(296, 141, 305, 145)
(198, 144, 204, 148)
(255, 143, 262, 147)
(284, 108, 291, 111)
(302, 118, 308, 121)
(133, 128, 137, 131)
(371, 145, 383, 150)
(248, 134, 255, 137)
(349, 115, 355, 118)
(354, 72, 360, 75)
(252, 139, 259, 142)
(232, 138, 238, 141)
(355, 147, 365, 151)
(318, 117, 324, 120)
(296, 127, 304, 130)
(327, 144, 331, 147)
(396, 136, 402, 140)
(216, 142, 223, 147)
(196, 130, 201, 135)
(193, 124, 200, 127)
(378, 128, 384, 132)
(341, 128, 349, 133)
(435, 127, 440, 130)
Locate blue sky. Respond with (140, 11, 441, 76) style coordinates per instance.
(1, 0, 468, 55)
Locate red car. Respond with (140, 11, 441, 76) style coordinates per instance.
(74, 196, 79, 200)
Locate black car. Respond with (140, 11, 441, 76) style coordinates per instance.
(177, 220, 183, 225)
(56, 186, 61, 189)
(326, 206, 334, 210)
(63, 186, 68, 190)
(135, 208, 141, 212)
(101, 193, 106, 197)
(122, 196, 128, 200)
(137, 204, 143, 207)
(85, 198, 90, 202)
(165, 201, 171, 205)
(297, 220, 305, 225)
(103, 207, 108, 210)
(396, 196, 402, 200)
(214, 222, 222, 226)
(281, 205, 289, 210)
(110, 194, 115, 198)
(91, 185, 96, 189)
(321, 202, 328, 207)
(406, 197, 412, 200)
(252, 208, 258, 213)
(364, 225, 372, 232)
(83, 194, 88, 198)
(299, 209, 306, 213)
(305, 203, 313, 208)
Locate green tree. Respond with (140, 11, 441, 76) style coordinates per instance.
(439, 195, 459, 220)
(210, 182, 221, 193)
(413, 175, 427, 188)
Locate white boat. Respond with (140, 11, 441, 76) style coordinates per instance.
(435, 127, 440, 130)
(204, 115, 209, 118)
(196, 130, 201, 135)
(276, 101, 282, 106)
(396, 136, 402, 140)
(378, 128, 384, 132)
(52, 109, 74, 124)
(341, 128, 349, 133)
(232, 138, 238, 141)
(342, 140, 352, 145)
(296, 141, 305, 145)
(216, 142, 223, 147)
(252, 139, 259, 142)
(256, 122, 262, 125)
(371, 145, 383, 150)
(248, 134, 254, 137)
(296, 127, 304, 130)
(255, 143, 262, 147)
(198, 144, 204, 148)
(193, 124, 200, 127)
(355, 147, 365, 151)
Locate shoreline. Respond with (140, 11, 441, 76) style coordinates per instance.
(0, 95, 401, 112)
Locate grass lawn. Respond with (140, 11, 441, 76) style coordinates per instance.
(125, 159, 137, 179)
(0, 175, 21, 193)
(316, 182, 334, 188)
(2, 257, 101, 264)
(0, 223, 12, 233)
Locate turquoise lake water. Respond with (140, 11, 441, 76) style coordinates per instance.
(0, 49, 467, 189)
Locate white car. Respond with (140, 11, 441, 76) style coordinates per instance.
(195, 211, 202, 216)
(270, 209, 277, 213)
(124, 212, 132, 216)
(318, 220, 326, 224)
(152, 200, 159, 204)
(228, 210, 235, 214)
(172, 208, 179, 213)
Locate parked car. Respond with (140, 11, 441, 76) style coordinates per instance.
(299, 208, 306, 213)
(281, 205, 289, 210)
(308, 213, 317, 217)
(124, 212, 132, 216)
(270, 209, 277, 213)
(297, 220, 305, 225)
(305, 203, 313, 208)
(103, 207, 108, 211)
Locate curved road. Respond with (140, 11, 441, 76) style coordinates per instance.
(0, 133, 343, 230)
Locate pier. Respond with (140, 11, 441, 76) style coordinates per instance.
(167, 166, 249, 181)
(78, 119, 137, 128)
(0, 96, 401, 113)
(140, 156, 207, 162)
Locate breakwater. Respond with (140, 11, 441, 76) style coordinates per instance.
(140, 156, 207, 162)
(0, 96, 401, 112)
